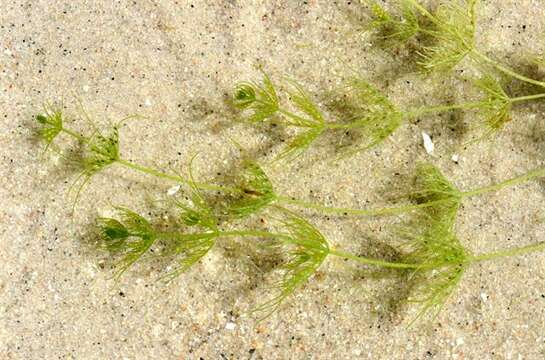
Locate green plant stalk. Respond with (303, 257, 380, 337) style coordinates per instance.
(277, 95, 545, 131)
(277, 108, 320, 128)
(460, 167, 545, 197)
(158, 229, 545, 270)
(59, 126, 544, 219)
(115, 159, 233, 193)
(63, 125, 542, 218)
(404, 93, 545, 118)
(275, 196, 447, 216)
(471, 50, 545, 89)
(469, 242, 545, 262)
(277, 166, 545, 216)
(60, 127, 240, 193)
(61, 127, 86, 140)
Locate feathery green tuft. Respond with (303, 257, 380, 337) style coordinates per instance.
(175, 158, 218, 230)
(36, 104, 64, 148)
(276, 81, 327, 160)
(97, 207, 157, 277)
(160, 232, 218, 280)
(285, 80, 325, 127)
(278, 127, 325, 161)
(367, 0, 420, 43)
(400, 216, 470, 323)
(254, 211, 329, 319)
(224, 160, 277, 218)
(82, 127, 120, 177)
(234, 74, 330, 160)
(68, 127, 121, 205)
(233, 73, 279, 123)
(410, 163, 462, 227)
(96, 218, 130, 251)
(417, 0, 477, 71)
(473, 75, 512, 137)
(176, 186, 218, 230)
(233, 83, 256, 108)
(163, 159, 221, 278)
(338, 78, 403, 156)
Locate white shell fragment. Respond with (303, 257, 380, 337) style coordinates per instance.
(167, 185, 181, 196)
(451, 154, 459, 163)
(421, 131, 434, 154)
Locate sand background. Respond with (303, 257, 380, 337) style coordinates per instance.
(1, 0, 544, 359)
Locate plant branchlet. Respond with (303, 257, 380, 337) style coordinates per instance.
(233, 72, 544, 159)
(367, 0, 545, 89)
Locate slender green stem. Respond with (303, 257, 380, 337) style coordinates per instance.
(405, 101, 488, 118)
(275, 196, 447, 216)
(470, 242, 545, 263)
(329, 249, 422, 269)
(156, 230, 292, 240)
(61, 125, 240, 193)
(326, 92, 544, 129)
(277, 166, 545, 217)
(460, 167, 545, 198)
(404, 93, 544, 119)
(277, 108, 320, 128)
(324, 122, 356, 129)
(115, 159, 189, 184)
(331, 241, 545, 270)
(62, 127, 87, 141)
(471, 50, 545, 89)
(156, 229, 292, 242)
(157, 228, 545, 273)
(510, 93, 545, 103)
(116, 159, 240, 193)
(219, 229, 293, 241)
(161, 228, 427, 269)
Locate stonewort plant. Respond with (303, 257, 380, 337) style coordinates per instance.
(31, 0, 545, 324)
(33, 107, 545, 322)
